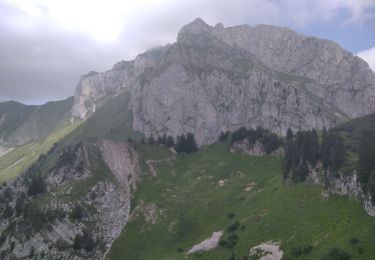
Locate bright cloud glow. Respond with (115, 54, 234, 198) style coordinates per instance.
(1, 0, 374, 103)
(357, 47, 375, 72)
(4, 0, 375, 42)
(5, 0, 175, 41)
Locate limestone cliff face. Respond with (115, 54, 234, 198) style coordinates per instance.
(71, 18, 375, 145)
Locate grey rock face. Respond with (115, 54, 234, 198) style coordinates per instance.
(71, 18, 375, 144)
(306, 164, 375, 217)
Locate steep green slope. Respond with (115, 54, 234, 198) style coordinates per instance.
(0, 101, 36, 140)
(109, 144, 375, 259)
(62, 92, 143, 146)
(0, 97, 74, 147)
(0, 92, 140, 184)
(0, 121, 80, 184)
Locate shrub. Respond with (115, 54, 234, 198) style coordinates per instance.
(70, 205, 84, 221)
(348, 236, 359, 245)
(292, 244, 313, 257)
(27, 173, 46, 196)
(227, 222, 240, 232)
(227, 212, 235, 218)
(73, 231, 95, 252)
(321, 247, 350, 260)
(2, 204, 14, 218)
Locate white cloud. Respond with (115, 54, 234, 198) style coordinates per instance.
(357, 47, 375, 72)
(1, 0, 374, 103)
(4, 0, 375, 42)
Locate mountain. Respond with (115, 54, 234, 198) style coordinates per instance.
(0, 97, 74, 148)
(71, 18, 375, 144)
(0, 97, 77, 184)
(2, 19, 375, 260)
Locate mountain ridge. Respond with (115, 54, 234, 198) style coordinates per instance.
(70, 18, 375, 144)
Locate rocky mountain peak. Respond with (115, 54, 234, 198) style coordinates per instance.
(70, 19, 375, 144)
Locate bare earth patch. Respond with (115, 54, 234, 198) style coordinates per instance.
(244, 181, 256, 191)
(249, 241, 283, 260)
(217, 179, 227, 187)
(187, 231, 223, 254)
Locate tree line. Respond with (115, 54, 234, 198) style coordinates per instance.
(142, 132, 198, 154)
(357, 131, 375, 203)
(218, 126, 283, 154)
(283, 128, 345, 182)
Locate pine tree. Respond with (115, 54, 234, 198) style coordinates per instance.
(148, 135, 155, 145)
(175, 134, 186, 153)
(331, 132, 345, 170)
(185, 133, 198, 153)
(156, 135, 163, 145)
(166, 135, 175, 148)
(286, 128, 294, 141)
(162, 134, 167, 146)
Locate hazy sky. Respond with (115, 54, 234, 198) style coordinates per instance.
(0, 0, 374, 104)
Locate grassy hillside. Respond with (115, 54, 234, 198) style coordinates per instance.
(109, 144, 375, 260)
(0, 92, 143, 184)
(0, 121, 80, 184)
(62, 93, 143, 147)
(0, 97, 73, 146)
(0, 101, 36, 140)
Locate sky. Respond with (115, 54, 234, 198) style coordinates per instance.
(0, 0, 374, 104)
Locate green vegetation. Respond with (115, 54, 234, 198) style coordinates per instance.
(229, 126, 283, 154)
(0, 97, 73, 143)
(109, 144, 375, 259)
(62, 93, 143, 147)
(283, 129, 345, 182)
(0, 101, 36, 139)
(0, 121, 80, 184)
(174, 133, 198, 154)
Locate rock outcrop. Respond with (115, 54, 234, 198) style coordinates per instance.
(0, 140, 141, 259)
(307, 164, 375, 217)
(71, 18, 375, 145)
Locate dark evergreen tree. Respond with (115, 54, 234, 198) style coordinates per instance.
(231, 127, 249, 144)
(286, 128, 294, 141)
(27, 173, 46, 196)
(156, 135, 163, 145)
(331, 133, 345, 170)
(261, 133, 281, 154)
(166, 135, 175, 148)
(148, 135, 155, 145)
(174, 133, 198, 153)
(357, 131, 375, 202)
(162, 134, 167, 146)
(174, 134, 186, 153)
(218, 131, 230, 143)
(185, 133, 198, 153)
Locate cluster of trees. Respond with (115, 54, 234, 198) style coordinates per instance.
(219, 126, 282, 154)
(27, 173, 46, 196)
(357, 131, 375, 203)
(143, 133, 198, 154)
(283, 128, 345, 182)
(73, 230, 96, 252)
(143, 134, 175, 148)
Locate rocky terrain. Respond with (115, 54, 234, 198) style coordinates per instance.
(0, 140, 140, 259)
(71, 18, 375, 145)
(307, 164, 375, 217)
